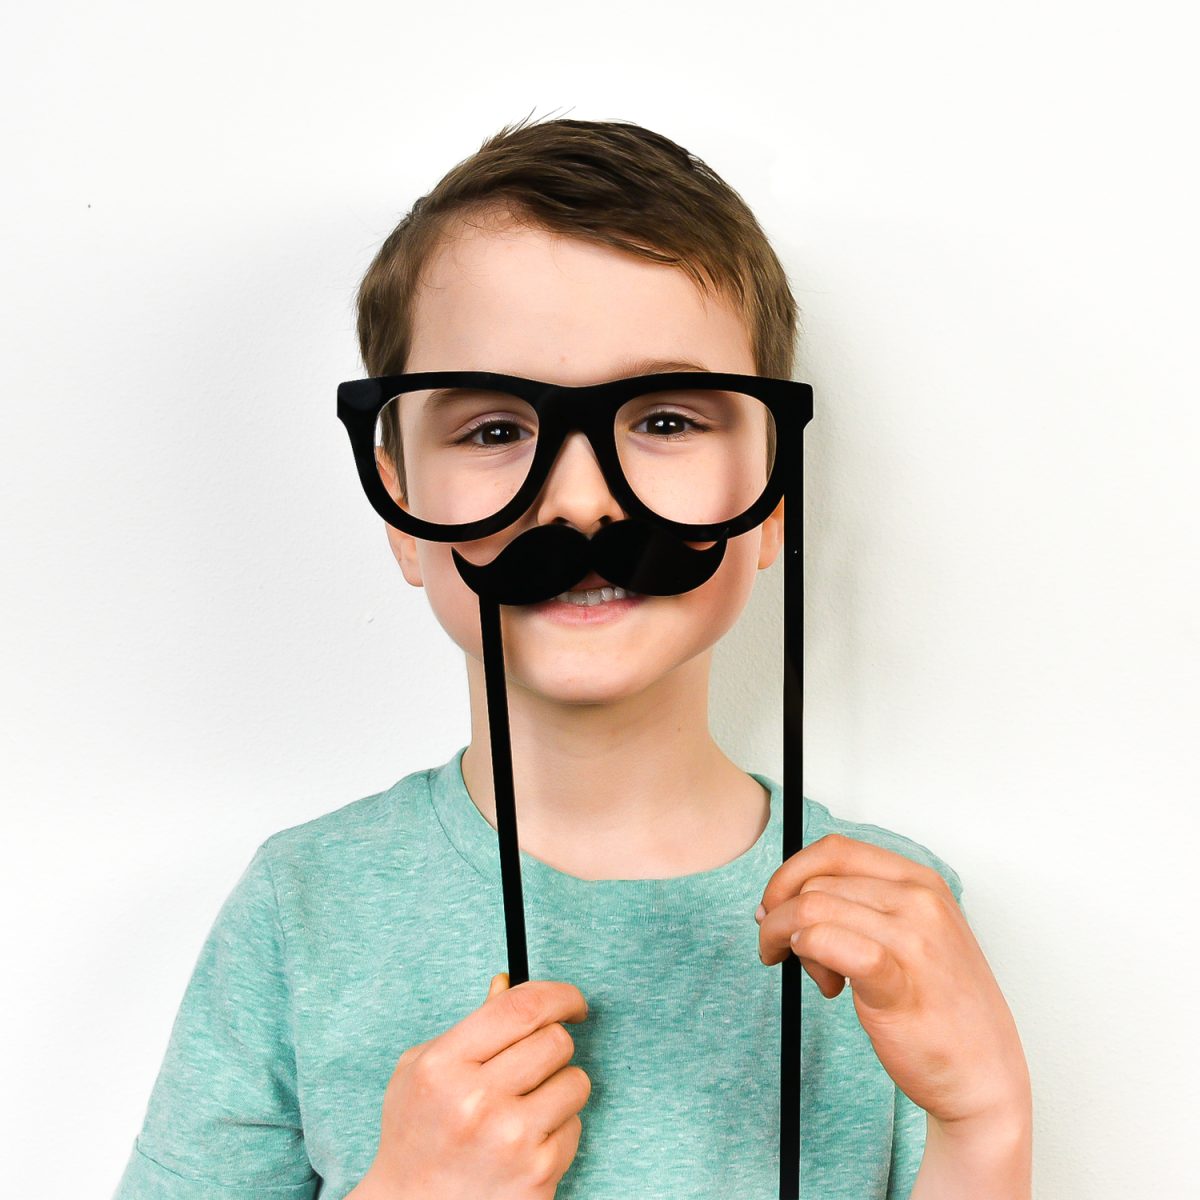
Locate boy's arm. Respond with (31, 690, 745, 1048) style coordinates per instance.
(878, 883, 1036, 1190)
(112, 844, 319, 1199)
(909, 1102, 1034, 1199)
(883, 892, 1033, 1199)
(908, 886, 1034, 1199)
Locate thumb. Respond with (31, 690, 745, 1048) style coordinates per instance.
(487, 971, 511, 1000)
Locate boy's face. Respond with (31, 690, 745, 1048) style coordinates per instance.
(380, 215, 784, 705)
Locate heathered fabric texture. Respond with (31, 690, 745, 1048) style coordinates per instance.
(114, 746, 963, 1199)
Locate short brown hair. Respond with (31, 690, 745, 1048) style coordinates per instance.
(355, 113, 799, 499)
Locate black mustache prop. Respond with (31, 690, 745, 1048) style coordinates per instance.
(451, 516, 728, 605)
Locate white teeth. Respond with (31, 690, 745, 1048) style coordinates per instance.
(552, 584, 640, 606)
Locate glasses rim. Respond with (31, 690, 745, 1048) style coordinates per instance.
(337, 370, 813, 542)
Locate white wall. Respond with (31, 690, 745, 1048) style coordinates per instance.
(2, 1, 1195, 1194)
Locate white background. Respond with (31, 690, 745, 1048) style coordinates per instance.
(2, 2, 1196, 1195)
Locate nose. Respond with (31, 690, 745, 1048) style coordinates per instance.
(531, 430, 626, 535)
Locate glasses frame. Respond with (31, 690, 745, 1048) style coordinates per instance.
(337, 370, 813, 542)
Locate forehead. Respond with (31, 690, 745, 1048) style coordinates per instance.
(406, 218, 754, 380)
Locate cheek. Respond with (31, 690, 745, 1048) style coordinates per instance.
(702, 532, 762, 614)
(661, 531, 763, 648)
(415, 542, 485, 657)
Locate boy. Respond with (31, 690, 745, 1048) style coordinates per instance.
(114, 116, 1031, 1199)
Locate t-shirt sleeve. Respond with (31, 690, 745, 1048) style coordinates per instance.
(885, 876, 968, 1200)
(112, 842, 319, 1199)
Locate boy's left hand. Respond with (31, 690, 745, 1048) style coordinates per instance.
(757, 833, 1030, 1129)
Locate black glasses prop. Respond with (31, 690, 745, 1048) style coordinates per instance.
(338, 370, 814, 1199)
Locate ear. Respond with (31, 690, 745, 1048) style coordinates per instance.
(386, 523, 424, 588)
(757, 496, 785, 570)
(377, 448, 424, 588)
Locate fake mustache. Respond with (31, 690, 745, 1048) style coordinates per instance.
(451, 516, 728, 606)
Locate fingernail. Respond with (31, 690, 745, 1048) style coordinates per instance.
(754, 903, 766, 923)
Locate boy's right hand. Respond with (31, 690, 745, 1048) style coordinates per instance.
(358, 973, 592, 1199)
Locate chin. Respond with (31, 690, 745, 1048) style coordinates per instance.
(511, 666, 666, 707)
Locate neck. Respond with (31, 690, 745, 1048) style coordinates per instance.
(460, 647, 770, 881)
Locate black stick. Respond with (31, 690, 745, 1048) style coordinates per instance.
(479, 594, 529, 986)
(780, 499, 805, 1198)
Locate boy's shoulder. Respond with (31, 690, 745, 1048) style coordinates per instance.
(805, 795, 964, 903)
(253, 761, 438, 870)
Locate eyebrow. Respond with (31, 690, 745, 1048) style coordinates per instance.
(424, 358, 713, 408)
(611, 356, 712, 376)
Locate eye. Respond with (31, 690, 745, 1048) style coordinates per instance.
(457, 419, 534, 447)
(633, 410, 709, 438)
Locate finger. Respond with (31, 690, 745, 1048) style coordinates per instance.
(759, 833, 945, 916)
(520, 1063, 592, 1137)
(487, 971, 511, 1000)
(759, 888, 897, 966)
(758, 891, 883, 998)
(532, 1114, 582, 1189)
(793, 874, 924, 914)
(794, 955, 847, 999)
(444, 980, 590, 1065)
(791, 922, 910, 1012)
(758, 902, 844, 998)
(483, 1020, 577, 1096)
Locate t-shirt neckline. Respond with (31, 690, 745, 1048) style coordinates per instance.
(427, 746, 807, 921)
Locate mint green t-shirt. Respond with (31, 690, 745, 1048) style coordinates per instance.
(114, 747, 963, 1199)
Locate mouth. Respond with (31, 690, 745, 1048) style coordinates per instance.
(551, 572, 642, 607)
